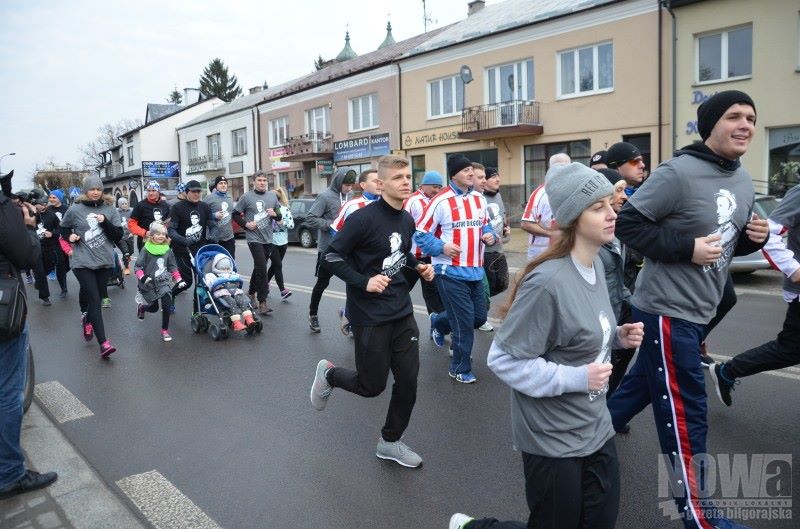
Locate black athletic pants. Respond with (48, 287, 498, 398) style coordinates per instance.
(467, 438, 620, 529)
(402, 256, 444, 314)
(266, 244, 288, 292)
(144, 292, 172, 330)
(327, 313, 419, 442)
(483, 252, 509, 297)
(32, 250, 50, 301)
(73, 267, 113, 345)
(117, 238, 134, 269)
(726, 299, 800, 379)
(172, 250, 196, 312)
(218, 238, 236, 260)
(247, 242, 272, 302)
(42, 244, 69, 293)
(309, 251, 334, 316)
(704, 273, 737, 339)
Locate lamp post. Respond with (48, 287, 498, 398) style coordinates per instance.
(0, 152, 16, 174)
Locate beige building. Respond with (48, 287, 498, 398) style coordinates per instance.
(669, 0, 800, 195)
(398, 0, 672, 223)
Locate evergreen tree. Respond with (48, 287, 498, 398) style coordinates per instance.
(167, 86, 183, 104)
(198, 58, 242, 102)
(314, 55, 326, 71)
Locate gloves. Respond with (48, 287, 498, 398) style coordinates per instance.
(176, 281, 187, 289)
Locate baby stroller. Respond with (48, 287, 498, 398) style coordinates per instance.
(190, 244, 263, 340)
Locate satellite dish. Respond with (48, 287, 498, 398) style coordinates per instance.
(460, 65, 473, 84)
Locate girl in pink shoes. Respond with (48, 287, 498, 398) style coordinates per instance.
(134, 221, 185, 342)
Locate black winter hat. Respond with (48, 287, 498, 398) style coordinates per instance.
(210, 175, 227, 190)
(485, 166, 499, 178)
(697, 90, 756, 141)
(447, 154, 472, 177)
(597, 168, 622, 185)
(185, 179, 202, 190)
(590, 150, 607, 166)
(606, 142, 641, 168)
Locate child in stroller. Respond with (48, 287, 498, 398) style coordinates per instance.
(203, 253, 257, 333)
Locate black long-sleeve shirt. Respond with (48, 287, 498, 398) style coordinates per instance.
(325, 198, 419, 326)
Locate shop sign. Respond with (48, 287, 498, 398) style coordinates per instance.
(316, 159, 333, 176)
(402, 125, 466, 149)
(142, 161, 180, 178)
(333, 132, 390, 162)
(270, 147, 291, 170)
(769, 127, 800, 149)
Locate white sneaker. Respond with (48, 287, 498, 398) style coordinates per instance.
(478, 321, 493, 332)
(376, 438, 422, 468)
(449, 513, 474, 529)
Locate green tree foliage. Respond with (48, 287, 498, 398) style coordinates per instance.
(167, 86, 183, 104)
(199, 58, 242, 102)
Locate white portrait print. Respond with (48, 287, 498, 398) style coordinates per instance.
(84, 214, 103, 242)
(155, 257, 166, 277)
(153, 210, 163, 222)
(589, 310, 613, 402)
(381, 232, 405, 277)
(55, 211, 63, 222)
(253, 200, 269, 229)
(704, 188, 738, 272)
(36, 222, 46, 239)
(219, 201, 230, 222)
(487, 203, 503, 235)
(185, 211, 202, 240)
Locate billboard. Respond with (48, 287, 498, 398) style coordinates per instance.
(141, 161, 180, 179)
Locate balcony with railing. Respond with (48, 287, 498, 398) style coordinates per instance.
(282, 132, 333, 162)
(460, 100, 543, 140)
(187, 154, 225, 174)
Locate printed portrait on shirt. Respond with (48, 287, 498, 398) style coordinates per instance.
(185, 211, 203, 241)
(84, 213, 106, 248)
(704, 188, 740, 273)
(382, 232, 406, 277)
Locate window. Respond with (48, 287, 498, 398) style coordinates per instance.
(557, 43, 613, 98)
(207, 134, 221, 160)
(349, 93, 378, 132)
(306, 106, 330, 135)
(127, 146, 134, 166)
(487, 59, 534, 104)
(187, 140, 198, 161)
(269, 116, 289, 147)
(412, 155, 426, 188)
(523, 140, 590, 195)
(428, 76, 464, 118)
(231, 128, 247, 156)
(696, 25, 752, 83)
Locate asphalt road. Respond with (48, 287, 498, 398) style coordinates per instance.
(25, 243, 800, 529)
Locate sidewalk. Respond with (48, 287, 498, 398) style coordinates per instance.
(0, 403, 147, 529)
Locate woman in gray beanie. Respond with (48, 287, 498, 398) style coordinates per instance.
(450, 163, 644, 529)
(59, 176, 123, 358)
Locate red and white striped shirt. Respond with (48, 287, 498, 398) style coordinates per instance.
(417, 187, 489, 268)
(521, 184, 553, 258)
(403, 190, 431, 258)
(330, 195, 377, 233)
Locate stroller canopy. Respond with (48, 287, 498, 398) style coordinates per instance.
(193, 244, 237, 276)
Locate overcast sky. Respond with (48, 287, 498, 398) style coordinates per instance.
(0, 0, 481, 188)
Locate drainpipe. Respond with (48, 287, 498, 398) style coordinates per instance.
(658, 1, 663, 165)
(397, 62, 403, 159)
(664, 0, 677, 155)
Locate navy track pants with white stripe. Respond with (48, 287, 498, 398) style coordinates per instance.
(608, 307, 751, 529)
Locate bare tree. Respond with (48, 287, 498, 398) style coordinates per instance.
(77, 118, 142, 173)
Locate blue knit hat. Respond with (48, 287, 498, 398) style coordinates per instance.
(421, 170, 443, 186)
(49, 189, 65, 202)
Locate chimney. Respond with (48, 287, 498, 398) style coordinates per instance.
(467, 0, 485, 16)
(249, 86, 263, 94)
(183, 87, 200, 106)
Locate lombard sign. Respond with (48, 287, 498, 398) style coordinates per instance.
(402, 125, 466, 149)
(333, 132, 390, 162)
(142, 161, 180, 178)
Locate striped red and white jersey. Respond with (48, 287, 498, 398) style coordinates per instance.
(521, 184, 553, 257)
(330, 195, 377, 233)
(417, 187, 489, 268)
(403, 190, 431, 258)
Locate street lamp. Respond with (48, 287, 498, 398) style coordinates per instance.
(0, 152, 15, 174)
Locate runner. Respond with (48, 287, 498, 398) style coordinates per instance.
(59, 176, 123, 358)
(415, 154, 496, 384)
(310, 155, 434, 468)
(520, 153, 570, 260)
(304, 168, 355, 332)
(266, 186, 294, 302)
(449, 162, 643, 529)
(203, 175, 237, 258)
(128, 181, 171, 251)
(116, 197, 134, 275)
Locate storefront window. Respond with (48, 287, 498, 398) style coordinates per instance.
(768, 126, 800, 197)
(523, 140, 590, 196)
(412, 155, 425, 188)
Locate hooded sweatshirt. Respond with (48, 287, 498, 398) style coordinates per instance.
(305, 168, 351, 253)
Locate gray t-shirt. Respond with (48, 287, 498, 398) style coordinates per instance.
(203, 192, 236, 242)
(234, 191, 280, 244)
(629, 154, 754, 324)
(484, 191, 506, 254)
(495, 256, 616, 458)
(60, 201, 122, 270)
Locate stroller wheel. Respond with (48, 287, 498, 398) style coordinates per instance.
(209, 323, 221, 341)
(255, 320, 264, 333)
(220, 326, 230, 340)
(191, 315, 202, 334)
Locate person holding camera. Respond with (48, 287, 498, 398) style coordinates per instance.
(0, 178, 58, 500)
(59, 176, 122, 358)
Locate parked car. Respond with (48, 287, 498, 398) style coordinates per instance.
(730, 194, 781, 273)
(287, 198, 318, 248)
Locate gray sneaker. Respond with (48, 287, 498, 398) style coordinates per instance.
(449, 513, 474, 529)
(376, 438, 422, 468)
(310, 359, 334, 410)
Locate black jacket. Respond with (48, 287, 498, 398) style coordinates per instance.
(168, 199, 213, 253)
(0, 192, 41, 290)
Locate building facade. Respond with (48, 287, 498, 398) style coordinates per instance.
(670, 0, 800, 195)
(398, 0, 671, 224)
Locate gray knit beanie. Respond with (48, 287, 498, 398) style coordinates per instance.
(82, 175, 104, 193)
(545, 162, 614, 227)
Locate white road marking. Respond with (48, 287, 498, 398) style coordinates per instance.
(116, 470, 221, 529)
(33, 381, 94, 423)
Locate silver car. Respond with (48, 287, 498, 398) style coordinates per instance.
(730, 195, 781, 273)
